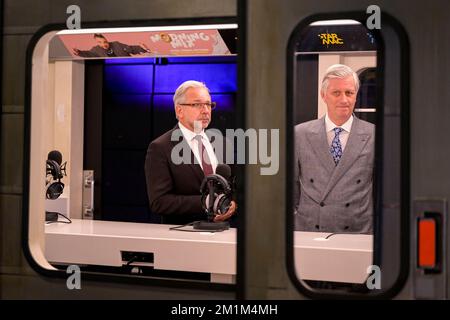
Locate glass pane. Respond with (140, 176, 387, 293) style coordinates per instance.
(28, 26, 239, 285)
(292, 19, 378, 291)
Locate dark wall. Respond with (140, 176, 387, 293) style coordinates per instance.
(294, 54, 318, 125)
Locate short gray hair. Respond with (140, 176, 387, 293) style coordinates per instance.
(173, 80, 210, 106)
(321, 64, 360, 94)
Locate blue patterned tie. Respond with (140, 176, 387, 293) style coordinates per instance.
(330, 127, 344, 165)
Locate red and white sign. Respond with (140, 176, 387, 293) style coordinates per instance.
(57, 29, 231, 58)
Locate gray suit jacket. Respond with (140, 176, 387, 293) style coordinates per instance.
(293, 116, 375, 233)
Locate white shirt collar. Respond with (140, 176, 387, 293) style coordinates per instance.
(325, 114, 354, 133)
(178, 121, 208, 142)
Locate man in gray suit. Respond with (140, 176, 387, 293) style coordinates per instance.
(294, 64, 374, 233)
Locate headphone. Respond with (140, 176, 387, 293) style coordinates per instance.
(200, 174, 233, 217)
(46, 158, 65, 200)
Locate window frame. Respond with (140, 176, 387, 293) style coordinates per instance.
(22, 17, 241, 294)
(285, 12, 410, 299)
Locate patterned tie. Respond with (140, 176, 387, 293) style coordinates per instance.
(195, 135, 214, 176)
(330, 127, 344, 165)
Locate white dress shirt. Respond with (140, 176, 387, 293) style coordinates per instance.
(178, 122, 218, 173)
(325, 114, 353, 151)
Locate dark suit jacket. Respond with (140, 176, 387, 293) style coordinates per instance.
(145, 126, 233, 225)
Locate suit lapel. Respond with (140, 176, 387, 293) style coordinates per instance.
(305, 118, 335, 175)
(170, 126, 204, 184)
(321, 117, 370, 200)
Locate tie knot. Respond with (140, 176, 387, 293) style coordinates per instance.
(333, 127, 344, 136)
(194, 135, 203, 142)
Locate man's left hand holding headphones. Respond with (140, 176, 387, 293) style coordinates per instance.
(212, 200, 237, 222)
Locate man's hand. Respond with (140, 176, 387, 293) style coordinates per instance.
(213, 200, 237, 222)
(72, 48, 81, 56)
(139, 42, 151, 53)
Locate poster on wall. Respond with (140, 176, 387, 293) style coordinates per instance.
(49, 28, 234, 60)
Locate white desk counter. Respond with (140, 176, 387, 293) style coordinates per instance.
(45, 219, 372, 284)
(45, 219, 236, 283)
(294, 232, 373, 283)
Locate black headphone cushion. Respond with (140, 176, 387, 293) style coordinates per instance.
(46, 181, 65, 200)
(202, 193, 231, 215)
(214, 193, 231, 215)
(200, 174, 232, 215)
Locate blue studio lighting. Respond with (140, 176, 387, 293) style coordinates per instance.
(104, 56, 237, 113)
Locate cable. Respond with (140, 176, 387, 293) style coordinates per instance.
(169, 221, 227, 232)
(126, 256, 138, 266)
(324, 232, 371, 239)
(45, 211, 72, 224)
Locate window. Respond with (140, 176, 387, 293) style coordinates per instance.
(287, 16, 409, 297)
(24, 22, 241, 288)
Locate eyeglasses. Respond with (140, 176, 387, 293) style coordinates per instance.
(178, 102, 217, 110)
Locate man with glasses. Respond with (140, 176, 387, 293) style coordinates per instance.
(145, 80, 237, 225)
